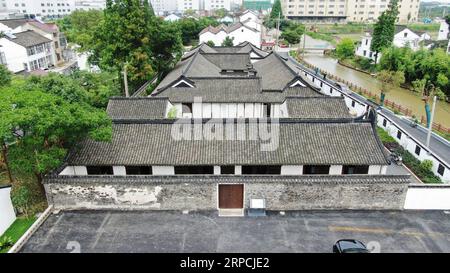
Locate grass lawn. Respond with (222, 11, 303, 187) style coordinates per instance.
(0, 217, 36, 253)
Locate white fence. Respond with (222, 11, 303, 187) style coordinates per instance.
(292, 58, 450, 183)
(404, 185, 450, 210)
(0, 185, 16, 236)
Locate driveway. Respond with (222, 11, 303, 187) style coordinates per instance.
(21, 210, 450, 253)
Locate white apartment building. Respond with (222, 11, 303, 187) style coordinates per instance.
(177, 0, 200, 12)
(151, 0, 177, 14)
(205, 0, 232, 11)
(74, 0, 106, 11)
(0, 0, 75, 18)
(282, 0, 420, 24)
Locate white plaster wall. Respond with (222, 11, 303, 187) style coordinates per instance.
(0, 38, 27, 73)
(214, 166, 221, 175)
(404, 187, 450, 210)
(368, 165, 382, 175)
(438, 20, 449, 41)
(235, 165, 242, 175)
(152, 166, 175, 175)
(281, 165, 303, 175)
(74, 166, 88, 176)
(0, 187, 16, 236)
(230, 26, 261, 47)
(113, 166, 126, 176)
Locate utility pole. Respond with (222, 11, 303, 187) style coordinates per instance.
(426, 96, 437, 148)
(123, 63, 130, 97)
(275, 12, 281, 52)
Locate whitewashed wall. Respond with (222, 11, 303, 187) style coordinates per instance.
(0, 186, 16, 236)
(169, 102, 287, 118)
(404, 185, 450, 210)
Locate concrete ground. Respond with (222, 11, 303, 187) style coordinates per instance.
(21, 210, 450, 253)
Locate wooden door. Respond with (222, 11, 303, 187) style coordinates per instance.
(218, 184, 244, 209)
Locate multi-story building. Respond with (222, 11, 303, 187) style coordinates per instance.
(74, 0, 106, 11)
(177, 0, 200, 12)
(282, 0, 420, 24)
(243, 0, 273, 11)
(0, 30, 54, 73)
(0, 0, 75, 19)
(47, 42, 410, 212)
(205, 0, 232, 11)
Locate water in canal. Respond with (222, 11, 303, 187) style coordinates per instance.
(303, 53, 450, 128)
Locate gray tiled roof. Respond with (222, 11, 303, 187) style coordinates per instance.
(66, 120, 388, 166)
(202, 53, 251, 71)
(0, 19, 28, 29)
(107, 97, 168, 120)
(6, 30, 51, 48)
(153, 78, 323, 103)
(286, 97, 351, 119)
(45, 174, 411, 185)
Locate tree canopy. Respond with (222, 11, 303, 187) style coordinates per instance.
(336, 38, 356, 60)
(0, 77, 112, 185)
(270, 0, 283, 20)
(371, 0, 399, 62)
(280, 23, 305, 45)
(222, 36, 234, 47)
(56, 9, 104, 52)
(0, 64, 12, 86)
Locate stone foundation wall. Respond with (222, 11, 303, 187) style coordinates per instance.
(45, 175, 409, 210)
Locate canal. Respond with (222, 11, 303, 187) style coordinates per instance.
(302, 53, 450, 128)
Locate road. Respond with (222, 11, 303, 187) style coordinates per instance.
(283, 52, 450, 165)
(21, 210, 450, 253)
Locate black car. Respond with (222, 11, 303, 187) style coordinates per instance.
(333, 239, 370, 253)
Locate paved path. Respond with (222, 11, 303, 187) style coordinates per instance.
(21, 210, 450, 253)
(283, 52, 450, 165)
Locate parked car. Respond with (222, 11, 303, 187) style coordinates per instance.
(333, 239, 370, 253)
(335, 82, 351, 95)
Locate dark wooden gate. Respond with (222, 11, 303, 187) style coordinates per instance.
(218, 184, 244, 209)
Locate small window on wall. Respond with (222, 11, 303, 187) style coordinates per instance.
(437, 164, 445, 176)
(396, 130, 402, 140)
(303, 165, 330, 174)
(382, 119, 387, 127)
(126, 166, 152, 175)
(415, 145, 421, 156)
(182, 103, 193, 114)
(351, 101, 356, 107)
(221, 166, 235, 174)
(86, 166, 113, 175)
(342, 165, 369, 174)
(242, 165, 281, 175)
(263, 103, 271, 117)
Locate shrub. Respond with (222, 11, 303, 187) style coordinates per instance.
(0, 236, 14, 251)
(420, 160, 433, 172)
(395, 147, 442, 184)
(167, 106, 178, 119)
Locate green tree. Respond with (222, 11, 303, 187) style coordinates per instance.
(0, 80, 112, 194)
(184, 9, 196, 17)
(280, 23, 305, 45)
(0, 64, 12, 86)
(371, 0, 399, 63)
(56, 9, 104, 52)
(149, 18, 183, 76)
(206, 40, 215, 47)
(377, 70, 405, 106)
(335, 38, 355, 60)
(215, 8, 228, 18)
(270, 0, 283, 20)
(222, 36, 234, 47)
(92, 0, 155, 91)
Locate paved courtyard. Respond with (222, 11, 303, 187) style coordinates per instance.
(21, 210, 450, 253)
